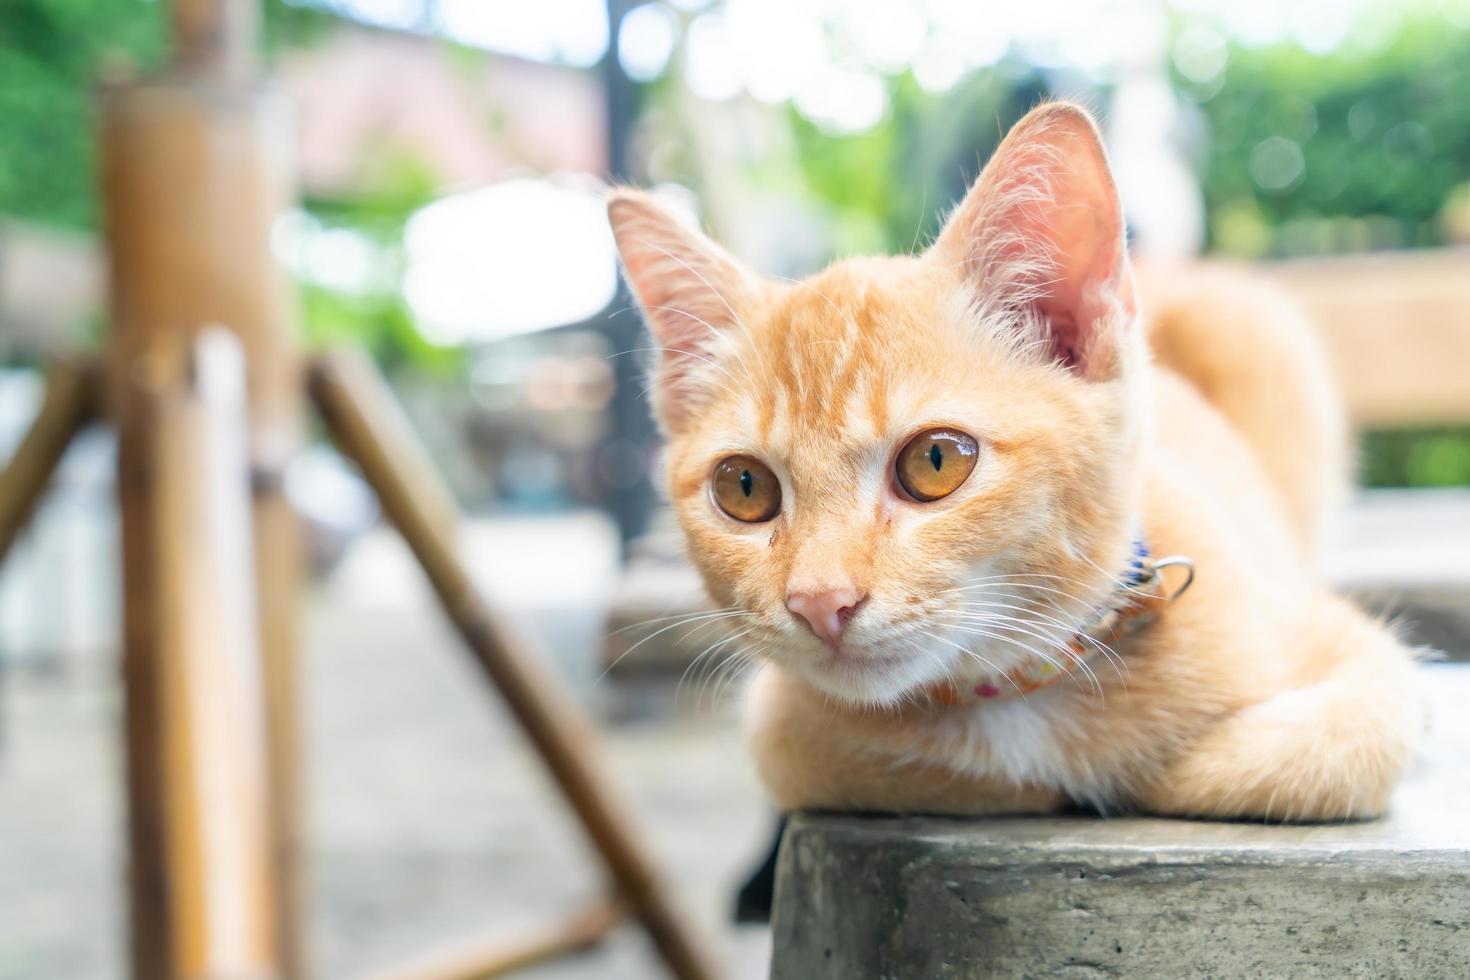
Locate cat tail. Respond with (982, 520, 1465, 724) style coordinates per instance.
(1137, 262, 1349, 561)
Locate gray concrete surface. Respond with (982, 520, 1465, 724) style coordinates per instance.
(771, 664, 1470, 980)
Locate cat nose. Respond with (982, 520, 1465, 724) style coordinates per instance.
(787, 587, 868, 645)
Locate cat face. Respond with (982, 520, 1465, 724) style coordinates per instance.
(611, 104, 1148, 705)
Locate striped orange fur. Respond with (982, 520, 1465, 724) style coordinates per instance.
(609, 103, 1423, 821)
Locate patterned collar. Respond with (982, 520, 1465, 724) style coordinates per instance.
(923, 539, 1194, 706)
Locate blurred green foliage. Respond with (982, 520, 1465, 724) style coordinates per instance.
(783, 71, 1048, 258)
(771, 13, 1470, 264)
(0, 0, 458, 373)
(299, 283, 462, 374)
(299, 152, 463, 374)
(1189, 19, 1470, 257)
(0, 0, 166, 228)
(1183, 17, 1470, 485)
(0, 0, 329, 229)
(748, 20, 1470, 488)
(1362, 428, 1470, 488)
(2, 2, 1467, 484)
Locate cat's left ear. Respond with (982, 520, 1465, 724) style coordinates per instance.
(930, 102, 1136, 381)
(607, 189, 758, 432)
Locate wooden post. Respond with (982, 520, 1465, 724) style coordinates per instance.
(132, 330, 280, 978)
(0, 359, 98, 567)
(99, 20, 305, 975)
(361, 901, 625, 980)
(309, 351, 720, 980)
(171, 0, 258, 79)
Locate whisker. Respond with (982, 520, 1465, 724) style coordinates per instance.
(681, 626, 756, 707)
(706, 641, 764, 709)
(946, 622, 1104, 698)
(676, 623, 753, 704)
(716, 649, 760, 708)
(599, 610, 749, 684)
(1079, 550, 1162, 602)
(609, 605, 744, 635)
(947, 579, 1118, 620)
(944, 617, 1100, 695)
(947, 597, 1129, 687)
(939, 571, 1098, 593)
(909, 186, 929, 256)
(950, 600, 1121, 690)
(916, 629, 1027, 698)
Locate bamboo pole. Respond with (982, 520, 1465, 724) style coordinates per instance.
(361, 901, 625, 980)
(0, 359, 97, 567)
(171, 0, 258, 79)
(99, 54, 304, 980)
(127, 330, 280, 979)
(308, 350, 720, 980)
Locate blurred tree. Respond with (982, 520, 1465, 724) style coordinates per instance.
(1362, 429, 1470, 489)
(1185, 18, 1470, 487)
(0, 0, 458, 375)
(638, 10, 1470, 488)
(7, 0, 1465, 486)
(299, 152, 461, 375)
(0, 0, 166, 228)
(0, 0, 329, 230)
(1187, 20, 1470, 257)
(785, 71, 1050, 258)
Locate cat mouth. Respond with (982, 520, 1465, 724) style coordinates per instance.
(803, 617, 934, 670)
(813, 643, 918, 679)
(820, 647, 906, 667)
(794, 640, 942, 704)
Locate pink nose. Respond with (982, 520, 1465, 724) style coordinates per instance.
(787, 587, 867, 645)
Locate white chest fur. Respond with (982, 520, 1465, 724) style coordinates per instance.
(921, 688, 1122, 810)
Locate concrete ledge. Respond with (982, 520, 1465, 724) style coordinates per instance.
(770, 665, 1470, 980)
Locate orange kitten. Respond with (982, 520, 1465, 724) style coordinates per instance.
(608, 103, 1423, 820)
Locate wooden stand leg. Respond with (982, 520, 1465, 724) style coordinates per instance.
(253, 476, 305, 979)
(308, 351, 720, 980)
(361, 900, 625, 980)
(121, 331, 280, 979)
(0, 359, 97, 567)
(100, 67, 306, 978)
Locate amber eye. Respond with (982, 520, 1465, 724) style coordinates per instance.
(895, 429, 978, 502)
(712, 455, 782, 523)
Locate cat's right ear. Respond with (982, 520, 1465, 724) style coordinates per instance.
(929, 103, 1135, 381)
(607, 189, 756, 433)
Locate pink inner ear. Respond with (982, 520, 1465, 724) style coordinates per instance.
(1035, 223, 1131, 376)
(1012, 151, 1132, 378)
(1047, 315, 1086, 372)
(932, 105, 1136, 380)
(607, 190, 756, 429)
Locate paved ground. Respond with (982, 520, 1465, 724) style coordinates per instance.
(11, 491, 1464, 978)
(0, 515, 775, 979)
